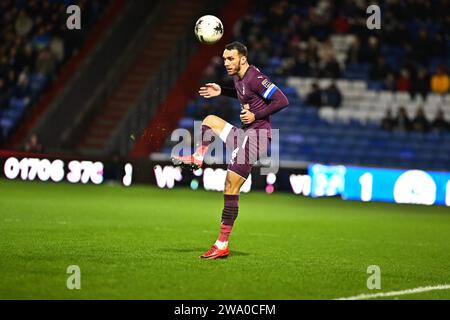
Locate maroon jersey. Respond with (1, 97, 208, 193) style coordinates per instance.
(233, 65, 278, 136)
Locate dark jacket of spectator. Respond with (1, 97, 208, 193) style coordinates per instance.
(320, 56, 341, 78)
(381, 109, 396, 131)
(411, 68, 430, 99)
(393, 107, 412, 131)
(0, 78, 11, 109)
(305, 83, 322, 108)
(370, 58, 391, 81)
(431, 110, 450, 132)
(323, 83, 342, 108)
(411, 107, 430, 133)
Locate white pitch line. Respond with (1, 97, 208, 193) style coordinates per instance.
(335, 284, 450, 300)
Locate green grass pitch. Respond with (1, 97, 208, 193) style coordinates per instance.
(1, 179, 450, 300)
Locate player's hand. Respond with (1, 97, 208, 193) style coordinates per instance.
(199, 83, 221, 98)
(240, 107, 255, 125)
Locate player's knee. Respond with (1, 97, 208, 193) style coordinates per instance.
(224, 176, 240, 195)
(203, 115, 221, 128)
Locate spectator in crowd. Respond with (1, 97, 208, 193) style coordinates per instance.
(410, 68, 430, 100)
(231, 0, 450, 100)
(411, 107, 430, 133)
(431, 66, 450, 94)
(32, 26, 51, 51)
(292, 49, 311, 77)
(0, 0, 110, 142)
(0, 78, 11, 109)
(396, 69, 411, 92)
(13, 72, 30, 101)
(345, 36, 361, 65)
(305, 37, 321, 77)
(332, 10, 350, 34)
(322, 82, 342, 108)
(317, 39, 334, 64)
(24, 133, 43, 153)
(359, 36, 381, 65)
(383, 72, 397, 91)
(394, 106, 412, 131)
(381, 109, 396, 131)
(35, 47, 56, 76)
(369, 57, 391, 81)
(305, 82, 322, 108)
(50, 36, 65, 63)
(431, 109, 450, 133)
(320, 55, 341, 78)
(15, 10, 33, 37)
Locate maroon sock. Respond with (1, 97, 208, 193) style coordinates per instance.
(195, 125, 215, 157)
(218, 194, 239, 242)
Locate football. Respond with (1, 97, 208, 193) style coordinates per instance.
(194, 15, 224, 45)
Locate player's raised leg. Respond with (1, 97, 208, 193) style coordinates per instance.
(201, 170, 246, 259)
(172, 115, 234, 169)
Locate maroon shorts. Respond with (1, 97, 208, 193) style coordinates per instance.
(225, 126, 270, 179)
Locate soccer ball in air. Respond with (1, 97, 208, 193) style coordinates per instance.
(194, 15, 224, 45)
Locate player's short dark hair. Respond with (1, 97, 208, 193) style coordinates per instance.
(225, 41, 248, 57)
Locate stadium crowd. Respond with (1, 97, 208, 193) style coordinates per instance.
(0, 0, 111, 145)
(190, 0, 450, 134)
(232, 0, 449, 96)
(381, 106, 450, 133)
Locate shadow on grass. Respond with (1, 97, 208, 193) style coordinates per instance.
(159, 248, 250, 256)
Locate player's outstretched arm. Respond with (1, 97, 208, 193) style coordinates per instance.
(199, 83, 221, 98)
(199, 83, 238, 99)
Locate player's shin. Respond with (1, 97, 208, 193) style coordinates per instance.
(215, 194, 239, 249)
(193, 125, 215, 160)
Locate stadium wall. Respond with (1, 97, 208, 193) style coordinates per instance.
(1, 150, 449, 207)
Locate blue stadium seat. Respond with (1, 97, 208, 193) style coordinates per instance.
(0, 117, 14, 138)
(9, 98, 28, 111)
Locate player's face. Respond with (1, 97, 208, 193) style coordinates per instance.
(223, 49, 243, 76)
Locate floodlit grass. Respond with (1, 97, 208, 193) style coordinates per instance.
(1, 179, 449, 299)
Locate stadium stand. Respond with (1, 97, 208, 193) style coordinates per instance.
(1, 0, 449, 171)
(0, 0, 112, 147)
(165, 0, 450, 170)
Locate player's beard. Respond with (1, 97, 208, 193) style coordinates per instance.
(228, 63, 239, 76)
